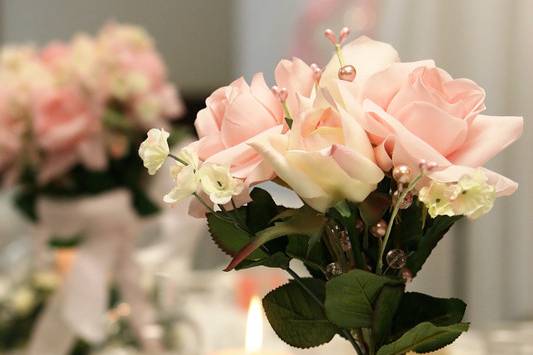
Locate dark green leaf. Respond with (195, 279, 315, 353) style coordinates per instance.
(235, 252, 290, 270)
(13, 190, 37, 221)
(407, 216, 461, 276)
(377, 322, 469, 355)
(334, 200, 351, 218)
(225, 206, 326, 271)
(247, 188, 279, 233)
(325, 269, 402, 328)
(391, 199, 423, 250)
(391, 292, 466, 339)
(263, 279, 336, 348)
(131, 187, 160, 216)
(286, 235, 327, 274)
(373, 284, 405, 347)
(206, 212, 268, 260)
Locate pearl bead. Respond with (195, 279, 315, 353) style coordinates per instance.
(386, 249, 407, 269)
(310, 63, 322, 82)
(370, 219, 387, 238)
(324, 29, 337, 45)
(392, 165, 412, 184)
(271, 85, 288, 102)
(401, 267, 413, 283)
(339, 27, 351, 43)
(338, 65, 357, 81)
(326, 262, 343, 279)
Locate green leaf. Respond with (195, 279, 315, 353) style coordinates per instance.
(359, 192, 391, 226)
(334, 200, 351, 218)
(206, 212, 268, 260)
(406, 216, 461, 276)
(225, 206, 326, 271)
(247, 188, 279, 233)
(131, 187, 160, 216)
(391, 292, 466, 340)
(377, 322, 469, 355)
(13, 190, 37, 221)
(391, 199, 423, 250)
(373, 284, 405, 348)
(235, 252, 290, 270)
(325, 269, 402, 328)
(263, 278, 337, 348)
(286, 235, 327, 273)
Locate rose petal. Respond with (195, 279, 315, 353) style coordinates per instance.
(447, 114, 523, 166)
(364, 60, 435, 109)
(393, 101, 468, 156)
(250, 73, 283, 121)
(220, 91, 279, 147)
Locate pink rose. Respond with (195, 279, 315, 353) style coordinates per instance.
(33, 87, 106, 181)
(0, 89, 24, 173)
(274, 57, 315, 116)
(333, 37, 523, 196)
(40, 42, 70, 68)
(193, 73, 285, 186)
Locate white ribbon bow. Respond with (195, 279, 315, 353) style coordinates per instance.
(28, 189, 162, 355)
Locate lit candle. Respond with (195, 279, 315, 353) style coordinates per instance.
(211, 296, 291, 355)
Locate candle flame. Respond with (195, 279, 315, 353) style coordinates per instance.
(245, 296, 263, 353)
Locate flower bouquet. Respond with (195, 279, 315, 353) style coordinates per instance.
(0, 22, 185, 221)
(141, 27, 523, 354)
(0, 23, 186, 355)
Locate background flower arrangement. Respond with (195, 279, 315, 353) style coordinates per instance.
(0, 22, 186, 220)
(0, 266, 191, 355)
(141, 27, 523, 354)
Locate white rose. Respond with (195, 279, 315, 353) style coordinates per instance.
(138, 128, 170, 175)
(198, 164, 244, 205)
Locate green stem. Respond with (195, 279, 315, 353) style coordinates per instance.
(168, 153, 188, 166)
(285, 267, 364, 355)
(335, 44, 345, 66)
(376, 174, 424, 274)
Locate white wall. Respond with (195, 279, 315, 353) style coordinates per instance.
(0, 0, 235, 95)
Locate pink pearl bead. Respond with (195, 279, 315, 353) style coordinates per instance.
(310, 63, 322, 82)
(338, 65, 357, 81)
(370, 219, 387, 238)
(324, 29, 337, 45)
(339, 27, 350, 43)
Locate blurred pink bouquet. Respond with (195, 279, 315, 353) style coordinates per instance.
(142, 26, 523, 355)
(0, 23, 184, 218)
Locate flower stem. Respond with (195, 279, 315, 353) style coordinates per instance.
(376, 173, 424, 274)
(284, 267, 364, 355)
(168, 153, 188, 166)
(335, 44, 345, 66)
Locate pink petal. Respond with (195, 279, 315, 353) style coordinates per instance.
(447, 114, 523, 166)
(364, 99, 450, 169)
(197, 135, 225, 161)
(363, 60, 435, 109)
(195, 107, 220, 138)
(275, 57, 315, 114)
(250, 73, 283, 122)
(221, 92, 279, 147)
(394, 101, 468, 156)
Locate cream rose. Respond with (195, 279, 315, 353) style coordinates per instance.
(138, 128, 170, 175)
(250, 95, 384, 212)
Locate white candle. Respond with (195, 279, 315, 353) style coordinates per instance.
(211, 296, 292, 355)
